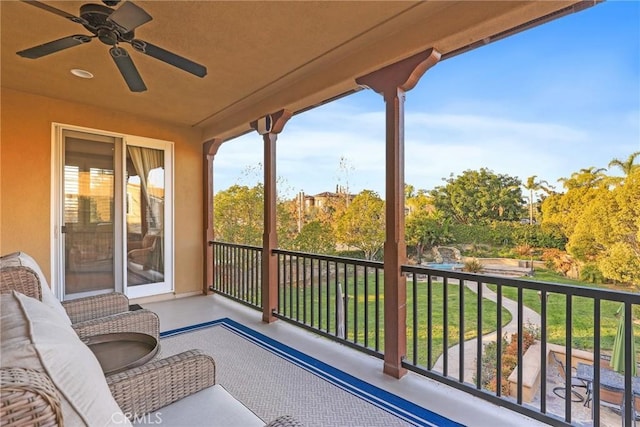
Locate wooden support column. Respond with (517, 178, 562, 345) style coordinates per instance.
(203, 138, 224, 295)
(356, 48, 440, 378)
(250, 110, 292, 323)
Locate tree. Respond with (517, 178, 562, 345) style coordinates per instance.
(565, 195, 609, 262)
(307, 190, 349, 226)
(214, 184, 264, 245)
(335, 190, 385, 260)
(523, 175, 552, 225)
(406, 210, 454, 263)
(541, 167, 609, 239)
(557, 167, 607, 190)
(276, 197, 298, 250)
(608, 151, 640, 176)
(593, 168, 640, 286)
(565, 168, 640, 287)
(405, 184, 434, 216)
(214, 183, 298, 249)
(430, 168, 524, 224)
(292, 220, 336, 254)
(336, 156, 355, 206)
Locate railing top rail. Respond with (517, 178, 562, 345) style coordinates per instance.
(273, 248, 383, 269)
(210, 240, 262, 251)
(401, 264, 640, 304)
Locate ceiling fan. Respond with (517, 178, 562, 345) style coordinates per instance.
(16, 0, 207, 92)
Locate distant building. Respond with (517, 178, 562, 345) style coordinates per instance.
(300, 186, 355, 212)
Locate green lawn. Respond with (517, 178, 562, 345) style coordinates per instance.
(233, 261, 638, 367)
(278, 267, 511, 368)
(487, 268, 640, 357)
(406, 279, 511, 368)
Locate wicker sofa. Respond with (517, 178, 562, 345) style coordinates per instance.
(0, 252, 159, 340)
(0, 291, 301, 426)
(0, 290, 206, 426)
(0, 252, 302, 426)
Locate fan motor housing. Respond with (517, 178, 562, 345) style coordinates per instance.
(80, 3, 134, 44)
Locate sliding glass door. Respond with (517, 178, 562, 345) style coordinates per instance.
(62, 132, 120, 297)
(54, 126, 173, 300)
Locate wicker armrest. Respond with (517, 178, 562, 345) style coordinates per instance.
(0, 266, 42, 300)
(106, 349, 216, 419)
(265, 415, 304, 427)
(72, 309, 160, 340)
(62, 292, 130, 323)
(1, 368, 63, 427)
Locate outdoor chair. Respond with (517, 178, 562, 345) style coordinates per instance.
(587, 386, 640, 426)
(551, 351, 589, 402)
(127, 232, 159, 270)
(591, 385, 625, 425)
(0, 252, 159, 340)
(1, 291, 303, 427)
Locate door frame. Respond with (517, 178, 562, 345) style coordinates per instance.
(51, 123, 174, 300)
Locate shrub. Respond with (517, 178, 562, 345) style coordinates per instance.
(541, 248, 574, 275)
(497, 247, 518, 258)
(475, 337, 506, 391)
(478, 324, 540, 395)
(463, 258, 483, 273)
(580, 263, 605, 284)
(450, 222, 567, 252)
(514, 244, 533, 257)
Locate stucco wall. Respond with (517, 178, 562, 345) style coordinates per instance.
(0, 88, 204, 296)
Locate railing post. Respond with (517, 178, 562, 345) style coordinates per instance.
(251, 110, 292, 323)
(356, 48, 440, 378)
(203, 138, 224, 295)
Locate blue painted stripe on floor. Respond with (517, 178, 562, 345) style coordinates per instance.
(160, 318, 463, 427)
(160, 318, 225, 338)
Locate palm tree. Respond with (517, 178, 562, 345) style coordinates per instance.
(524, 175, 551, 225)
(608, 151, 640, 176)
(558, 167, 607, 190)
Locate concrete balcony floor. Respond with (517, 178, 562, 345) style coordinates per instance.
(143, 293, 550, 426)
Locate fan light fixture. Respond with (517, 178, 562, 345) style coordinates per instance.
(70, 68, 93, 78)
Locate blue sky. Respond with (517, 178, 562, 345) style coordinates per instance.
(214, 1, 640, 198)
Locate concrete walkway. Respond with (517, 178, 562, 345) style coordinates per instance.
(432, 280, 541, 383)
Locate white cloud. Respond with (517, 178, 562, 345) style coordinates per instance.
(213, 96, 638, 198)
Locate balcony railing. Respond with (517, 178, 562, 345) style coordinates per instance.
(211, 241, 640, 426)
(402, 266, 640, 426)
(272, 249, 384, 359)
(210, 241, 262, 310)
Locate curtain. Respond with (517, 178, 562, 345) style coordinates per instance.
(128, 146, 164, 273)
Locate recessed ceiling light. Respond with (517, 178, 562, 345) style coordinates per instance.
(70, 69, 93, 79)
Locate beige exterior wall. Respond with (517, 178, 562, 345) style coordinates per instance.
(0, 88, 204, 296)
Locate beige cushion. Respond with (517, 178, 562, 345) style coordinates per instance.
(0, 291, 131, 426)
(0, 251, 71, 325)
(139, 384, 264, 427)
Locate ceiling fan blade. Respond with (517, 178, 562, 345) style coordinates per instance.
(131, 39, 207, 77)
(20, 0, 88, 25)
(110, 46, 147, 92)
(17, 35, 93, 59)
(108, 1, 152, 33)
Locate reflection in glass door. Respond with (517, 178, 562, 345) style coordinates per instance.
(63, 135, 118, 297)
(126, 146, 165, 287)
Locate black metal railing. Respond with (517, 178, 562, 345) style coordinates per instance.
(272, 249, 385, 359)
(210, 241, 640, 427)
(402, 265, 640, 427)
(210, 241, 262, 310)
